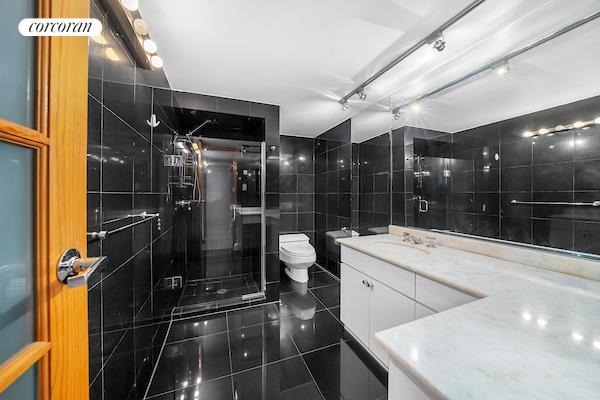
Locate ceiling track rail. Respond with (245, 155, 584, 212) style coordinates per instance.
(391, 9, 600, 115)
(339, 0, 487, 105)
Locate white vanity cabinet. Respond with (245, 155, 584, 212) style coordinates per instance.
(340, 245, 478, 368)
(341, 262, 416, 366)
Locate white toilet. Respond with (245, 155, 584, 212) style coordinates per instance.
(279, 233, 316, 283)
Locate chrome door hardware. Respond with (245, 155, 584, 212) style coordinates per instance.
(57, 249, 106, 288)
(419, 199, 429, 213)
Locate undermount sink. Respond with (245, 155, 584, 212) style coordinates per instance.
(372, 240, 430, 254)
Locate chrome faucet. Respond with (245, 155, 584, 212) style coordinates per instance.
(402, 232, 423, 245)
(341, 227, 352, 237)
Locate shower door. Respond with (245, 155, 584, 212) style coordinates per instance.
(178, 138, 265, 309)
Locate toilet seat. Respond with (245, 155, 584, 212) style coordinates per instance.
(280, 242, 315, 258)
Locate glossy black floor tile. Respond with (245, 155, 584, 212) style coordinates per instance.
(279, 290, 325, 319)
(147, 332, 231, 396)
(280, 310, 351, 353)
(231, 356, 322, 400)
(229, 320, 299, 373)
(227, 303, 280, 330)
(310, 285, 340, 308)
(167, 313, 228, 343)
(303, 341, 387, 400)
(148, 375, 234, 400)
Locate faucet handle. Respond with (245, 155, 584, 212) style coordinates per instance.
(402, 232, 412, 241)
(426, 237, 437, 248)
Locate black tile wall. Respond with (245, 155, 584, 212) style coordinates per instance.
(314, 120, 352, 276)
(445, 95, 600, 254)
(357, 133, 391, 234)
(280, 136, 315, 243)
(87, 2, 177, 399)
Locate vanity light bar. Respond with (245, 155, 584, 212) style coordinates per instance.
(522, 117, 600, 138)
(390, 10, 600, 117)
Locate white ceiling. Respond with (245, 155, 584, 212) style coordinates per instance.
(139, 0, 600, 139)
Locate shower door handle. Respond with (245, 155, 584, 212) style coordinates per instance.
(419, 199, 429, 213)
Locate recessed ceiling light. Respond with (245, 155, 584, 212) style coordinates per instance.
(133, 19, 149, 35)
(522, 131, 533, 138)
(555, 125, 565, 131)
(573, 121, 585, 128)
(538, 128, 549, 135)
(120, 0, 139, 11)
(151, 55, 163, 68)
(91, 34, 107, 45)
(595, 117, 600, 124)
(143, 39, 158, 54)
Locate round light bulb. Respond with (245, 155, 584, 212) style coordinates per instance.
(143, 39, 158, 54)
(410, 102, 421, 112)
(133, 19, 148, 35)
(538, 128, 549, 135)
(120, 0, 139, 11)
(573, 121, 585, 129)
(522, 131, 534, 138)
(555, 125, 565, 131)
(151, 55, 163, 68)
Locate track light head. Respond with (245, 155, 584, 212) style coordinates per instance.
(433, 37, 446, 52)
(340, 100, 349, 111)
(495, 60, 510, 76)
(358, 89, 367, 101)
(393, 113, 400, 120)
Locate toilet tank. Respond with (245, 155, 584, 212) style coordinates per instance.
(279, 233, 310, 243)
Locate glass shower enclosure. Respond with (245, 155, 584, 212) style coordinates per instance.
(169, 135, 266, 314)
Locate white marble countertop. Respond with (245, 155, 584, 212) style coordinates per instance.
(337, 233, 600, 400)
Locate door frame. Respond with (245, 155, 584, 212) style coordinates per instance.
(0, 0, 90, 398)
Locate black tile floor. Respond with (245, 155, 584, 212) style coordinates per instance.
(144, 265, 387, 400)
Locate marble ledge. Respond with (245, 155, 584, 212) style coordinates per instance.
(337, 226, 600, 400)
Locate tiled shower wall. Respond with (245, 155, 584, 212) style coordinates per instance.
(314, 120, 352, 276)
(87, 1, 179, 399)
(280, 135, 315, 241)
(153, 89, 281, 301)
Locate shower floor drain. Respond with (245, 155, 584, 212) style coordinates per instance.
(216, 289, 228, 295)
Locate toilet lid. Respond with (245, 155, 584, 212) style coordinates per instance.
(280, 242, 315, 257)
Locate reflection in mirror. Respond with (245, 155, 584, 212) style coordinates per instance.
(349, 9, 600, 257)
(351, 96, 392, 235)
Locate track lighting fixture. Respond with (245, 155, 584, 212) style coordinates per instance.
(495, 61, 510, 76)
(358, 89, 367, 101)
(433, 35, 446, 52)
(393, 113, 400, 120)
(410, 102, 421, 112)
(340, 100, 349, 111)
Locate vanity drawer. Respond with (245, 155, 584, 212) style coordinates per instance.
(341, 246, 415, 298)
(415, 275, 477, 312)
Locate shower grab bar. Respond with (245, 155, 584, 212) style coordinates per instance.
(510, 200, 600, 207)
(87, 212, 160, 240)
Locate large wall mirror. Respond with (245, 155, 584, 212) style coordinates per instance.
(350, 3, 600, 257)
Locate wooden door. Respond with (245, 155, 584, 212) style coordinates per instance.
(0, 0, 90, 399)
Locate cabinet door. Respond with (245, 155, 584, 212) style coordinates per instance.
(340, 263, 370, 345)
(370, 282, 415, 365)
